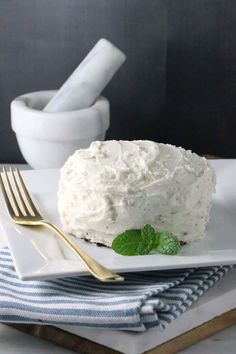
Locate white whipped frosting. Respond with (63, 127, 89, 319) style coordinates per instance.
(58, 140, 216, 246)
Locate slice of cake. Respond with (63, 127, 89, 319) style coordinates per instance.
(58, 140, 216, 247)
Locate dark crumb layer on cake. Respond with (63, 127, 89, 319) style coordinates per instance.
(83, 237, 108, 248)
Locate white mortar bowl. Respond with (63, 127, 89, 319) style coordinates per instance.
(11, 90, 110, 169)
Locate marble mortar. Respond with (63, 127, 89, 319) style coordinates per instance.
(11, 90, 110, 169)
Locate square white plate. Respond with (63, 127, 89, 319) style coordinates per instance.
(0, 160, 236, 281)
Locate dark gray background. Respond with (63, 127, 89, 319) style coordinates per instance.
(0, 0, 235, 163)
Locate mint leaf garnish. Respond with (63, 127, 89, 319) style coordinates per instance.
(138, 224, 156, 254)
(156, 231, 181, 255)
(112, 229, 153, 256)
(112, 225, 181, 256)
(141, 224, 156, 242)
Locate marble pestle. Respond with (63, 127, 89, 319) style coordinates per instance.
(44, 38, 126, 112)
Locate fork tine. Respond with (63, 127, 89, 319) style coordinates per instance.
(0, 173, 16, 217)
(1, 167, 22, 216)
(10, 167, 30, 216)
(14, 168, 40, 217)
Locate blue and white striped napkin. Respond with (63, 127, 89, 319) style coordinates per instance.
(0, 248, 233, 332)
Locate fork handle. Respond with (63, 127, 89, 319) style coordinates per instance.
(40, 220, 124, 282)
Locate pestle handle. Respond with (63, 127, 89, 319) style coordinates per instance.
(44, 39, 126, 113)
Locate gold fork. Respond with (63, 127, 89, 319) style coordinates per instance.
(0, 167, 124, 282)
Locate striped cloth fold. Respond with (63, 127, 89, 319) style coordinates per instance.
(0, 248, 233, 332)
